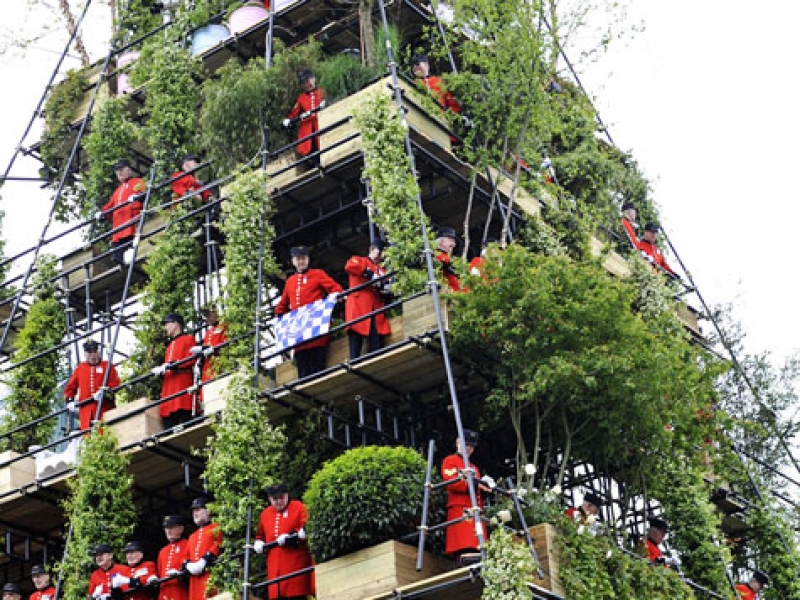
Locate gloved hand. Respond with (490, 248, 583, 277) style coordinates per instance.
(151, 364, 168, 376)
(93, 390, 105, 401)
(461, 114, 473, 128)
(145, 575, 158, 585)
(282, 118, 291, 128)
(300, 111, 311, 120)
(111, 575, 130, 589)
(92, 585, 104, 598)
(481, 475, 497, 490)
(185, 558, 206, 575)
(253, 539, 266, 554)
(190, 345, 204, 355)
(165, 569, 182, 577)
(94, 211, 104, 221)
(665, 556, 682, 567)
(276, 533, 290, 546)
(328, 292, 340, 302)
(203, 346, 215, 357)
(361, 268, 375, 279)
(319, 99, 326, 109)
(297, 528, 307, 540)
(66, 401, 78, 413)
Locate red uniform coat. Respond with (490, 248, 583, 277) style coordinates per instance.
(286, 87, 325, 156)
(120, 560, 158, 600)
(201, 325, 227, 383)
(344, 255, 390, 337)
(621, 217, 638, 248)
(644, 539, 664, 563)
(564, 507, 590, 523)
(418, 76, 461, 113)
(171, 171, 211, 202)
(441, 453, 484, 555)
(637, 239, 675, 275)
(89, 564, 128, 598)
(436, 252, 462, 292)
(469, 256, 485, 277)
(256, 500, 315, 599)
(735, 583, 757, 600)
(159, 334, 199, 418)
(64, 360, 121, 430)
(158, 539, 189, 600)
(275, 269, 343, 350)
(186, 523, 222, 600)
(101, 178, 146, 242)
(29, 586, 55, 600)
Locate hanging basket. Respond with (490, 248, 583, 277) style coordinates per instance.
(191, 23, 231, 56)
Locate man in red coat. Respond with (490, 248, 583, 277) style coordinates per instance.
(640, 517, 681, 569)
(275, 246, 343, 379)
(157, 515, 189, 600)
(564, 492, 603, 523)
(344, 241, 391, 359)
(735, 570, 769, 600)
(283, 70, 326, 158)
(440, 429, 494, 565)
(191, 307, 227, 384)
(29, 565, 55, 600)
(254, 483, 315, 600)
(3, 584, 22, 600)
(411, 54, 462, 113)
(111, 541, 158, 600)
(638, 223, 679, 279)
(98, 158, 146, 265)
(64, 339, 121, 431)
(184, 498, 222, 600)
(89, 544, 127, 600)
(435, 228, 462, 292)
(620, 202, 639, 250)
(151, 314, 199, 430)
(171, 154, 212, 204)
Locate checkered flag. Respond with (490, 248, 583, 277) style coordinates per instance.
(275, 296, 337, 351)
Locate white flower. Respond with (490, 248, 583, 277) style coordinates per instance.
(497, 510, 512, 523)
(517, 488, 528, 498)
(606, 550, 613, 559)
(524, 463, 536, 476)
(585, 514, 598, 525)
(577, 525, 585, 535)
(550, 484, 562, 495)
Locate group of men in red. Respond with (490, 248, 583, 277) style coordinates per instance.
(1, 566, 55, 600)
(64, 307, 227, 433)
(621, 202, 679, 280)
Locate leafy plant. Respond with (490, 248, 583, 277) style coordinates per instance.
(1, 255, 65, 451)
(219, 168, 277, 366)
(303, 445, 427, 561)
(481, 526, 535, 599)
(59, 426, 135, 600)
(204, 366, 286, 593)
(352, 92, 431, 295)
(745, 498, 800, 599)
(113, 0, 162, 45)
(316, 53, 379, 104)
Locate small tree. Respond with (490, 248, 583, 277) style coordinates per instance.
(59, 426, 135, 600)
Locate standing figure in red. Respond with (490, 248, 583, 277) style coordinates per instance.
(620, 202, 639, 250)
(440, 429, 494, 566)
(564, 492, 603, 523)
(3, 584, 22, 600)
(64, 339, 121, 431)
(344, 241, 391, 359)
(637, 223, 678, 279)
(275, 246, 343, 379)
(151, 314, 199, 430)
(411, 54, 462, 114)
(435, 228, 462, 293)
(157, 515, 189, 600)
(253, 483, 315, 600)
(88, 544, 127, 600)
(640, 518, 681, 569)
(283, 70, 326, 159)
(171, 154, 212, 204)
(735, 571, 769, 600)
(191, 306, 227, 385)
(29, 565, 55, 600)
(184, 498, 222, 600)
(111, 541, 158, 600)
(98, 159, 146, 265)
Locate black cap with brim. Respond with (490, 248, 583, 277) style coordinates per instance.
(190, 497, 210, 510)
(181, 153, 199, 165)
(753, 570, 770, 586)
(463, 429, 480, 446)
(93, 543, 114, 556)
(113, 159, 131, 171)
(83, 340, 101, 351)
(644, 222, 660, 233)
(298, 69, 314, 82)
(162, 313, 184, 327)
(437, 228, 457, 240)
(583, 492, 603, 508)
(266, 483, 289, 497)
(648, 517, 669, 532)
(2, 584, 21, 595)
(162, 514, 186, 527)
(621, 202, 636, 211)
(123, 541, 145, 553)
(411, 54, 429, 65)
(290, 246, 310, 257)
(30, 565, 48, 576)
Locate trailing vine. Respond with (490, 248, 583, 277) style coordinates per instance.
(481, 526, 535, 599)
(352, 92, 431, 295)
(219, 169, 277, 367)
(59, 426, 135, 600)
(203, 366, 286, 593)
(1, 255, 65, 452)
(743, 498, 800, 599)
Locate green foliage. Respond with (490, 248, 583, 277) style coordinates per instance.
(82, 97, 138, 219)
(746, 499, 800, 600)
(123, 203, 201, 400)
(1, 255, 65, 451)
(60, 426, 135, 600)
(174, 0, 242, 32)
(204, 366, 286, 593)
(303, 445, 427, 561)
(481, 526, 534, 599)
(278, 411, 333, 499)
(219, 169, 277, 367)
(352, 92, 431, 295)
(133, 45, 201, 176)
(113, 0, 162, 45)
(0, 208, 13, 300)
(450, 245, 717, 484)
(316, 54, 380, 104)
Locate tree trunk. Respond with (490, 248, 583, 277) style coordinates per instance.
(58, 0, 90, 66)
(359, 0, 375, 67)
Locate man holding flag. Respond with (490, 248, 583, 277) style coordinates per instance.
(275, 246, 342, 378)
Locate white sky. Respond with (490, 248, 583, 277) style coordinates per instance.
(1, 1, 798, 364)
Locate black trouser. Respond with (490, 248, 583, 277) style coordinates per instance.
(111, 237, 132, 265)
(295, 346, 327, 378)
(162, 409, 196, 430)
(348, 317, 384, 360)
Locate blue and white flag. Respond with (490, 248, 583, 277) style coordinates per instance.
(275, 296, 337, 351)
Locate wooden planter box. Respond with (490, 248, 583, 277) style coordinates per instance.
(0, 451, 37, 493)
(526, 523, 564, 597)
(106, 398, 162, 447)
(315, 540, 450, 600)
(402, 294, 449, 339)
(318, 76, 452, 169)
(201, 375, 272, 415)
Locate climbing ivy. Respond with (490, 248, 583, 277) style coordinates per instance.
(204, 366, 286, 593)
(352, 92, 431, 295)
(59, 426, 135, 600)
(1, 255, 65, 451)
(481, 526, 535, 599)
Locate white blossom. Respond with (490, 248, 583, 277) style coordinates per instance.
(497, 510, 512, 523)
(524, 463, 536, 476)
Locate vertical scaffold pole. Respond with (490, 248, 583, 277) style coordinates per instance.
(416, 439, 436, 570)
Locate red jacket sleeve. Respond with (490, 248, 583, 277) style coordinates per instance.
(344, 256, 368, 278)
(287, 98, 302, 120)
(317, 270, 343, 295)
(64, 365, 81, 400)
(107, 364, 121, 390)
(275, 283, 291, 316)
(442, 454, 469, 494)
